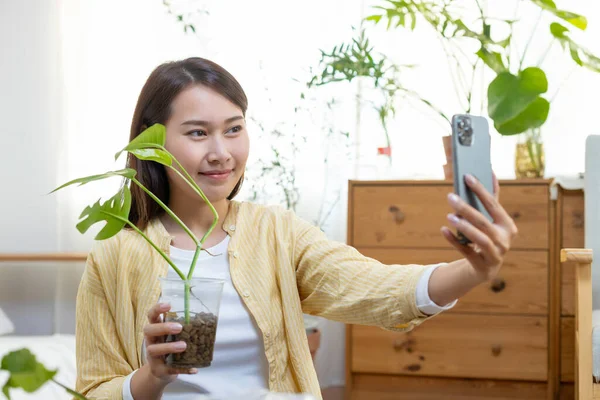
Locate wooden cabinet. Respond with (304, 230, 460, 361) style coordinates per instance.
(346, 179, 559, 399)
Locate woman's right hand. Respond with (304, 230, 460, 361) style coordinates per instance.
(143, 302, 197, 383)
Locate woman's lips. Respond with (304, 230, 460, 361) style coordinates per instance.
(200, 170, 232, 181)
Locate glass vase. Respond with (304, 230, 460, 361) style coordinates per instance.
(515, 128, 545, 178)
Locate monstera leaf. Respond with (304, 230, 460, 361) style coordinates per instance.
(550, 22, 600, 73)
(1, 349, 56, 399)
(487, 67, 550, 135)
(529, 0, 587, 29)
(114, 123, 173, 166)
(50, 168, 136, 193)
(76, 186, 132, 240)
(1, 349, 87, 399)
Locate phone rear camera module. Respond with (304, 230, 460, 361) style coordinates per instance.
(458, 126, 473, 146)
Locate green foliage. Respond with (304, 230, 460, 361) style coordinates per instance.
(366, 0, 599, 135)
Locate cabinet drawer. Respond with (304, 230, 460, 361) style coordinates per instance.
(561, 317, 574, 382)
(350, 182, 549, 250)
(351, 314, 548, 381)
(358, 248, 548, 315)
(350, 375, 548, 400)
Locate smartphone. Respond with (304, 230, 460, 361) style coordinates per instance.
(451, 114, 494, 244)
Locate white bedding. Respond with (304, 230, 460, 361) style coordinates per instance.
(0, 334, 76, 400)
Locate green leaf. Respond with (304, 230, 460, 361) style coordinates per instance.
(126, 148, 173, 165)
(1, 349, 57, 398)
(114, 123, 167, 161)
(488, 67, 548, 126)
(365, 14, 382, 23)
(50, 169, 137, 193)
(550, 23, 600, 72)
(476, 48, 506, 74)
(76, 186, 132, 240)
(494, 97, 550, 135)
(550, 22, 569, 37)
(529, 0, 587, 29)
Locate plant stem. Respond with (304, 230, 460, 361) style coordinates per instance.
(160, 147, 219, 248)
(52, 378, 88, 399)
(119, 215, 186, 280)
(537, 38, 555, 67)
(131, 177, 200, 247)
(519, 8, 543, 70)
(467, 59, 480, 113)
(130, 174, 205, 323)
(184, 279, 191, 324)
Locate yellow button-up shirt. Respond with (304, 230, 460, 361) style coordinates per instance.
(75, 200, 434, 399)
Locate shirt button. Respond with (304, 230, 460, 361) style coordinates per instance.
(229, 224, 236, 231)
(265, 332, 270, 338)
(243, 292, 250, 298)
(232, 251, 239, 258)
(270, 374, 276, 382)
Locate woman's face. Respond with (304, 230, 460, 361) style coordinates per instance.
(164, 84, 249, 203)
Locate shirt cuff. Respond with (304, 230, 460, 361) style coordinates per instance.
(122, 370, 137, 400)
(416, 264, 458, 315)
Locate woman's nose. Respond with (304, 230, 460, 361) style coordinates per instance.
(206, 136, 231, 163)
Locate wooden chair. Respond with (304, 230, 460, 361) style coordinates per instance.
(561, 248, 599, 399)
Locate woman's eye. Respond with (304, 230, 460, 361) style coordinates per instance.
(187, 130, 206, 137)
(227, 125, 242, 134)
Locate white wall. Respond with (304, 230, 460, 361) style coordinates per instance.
(0, 0, 71, 335)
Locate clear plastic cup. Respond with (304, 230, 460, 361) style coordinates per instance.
(159, 277, 225, 368)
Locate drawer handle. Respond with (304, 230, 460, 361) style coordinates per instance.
(490, 277, 506, 293)
(491, 344, 503, 357)
(510, 211, 521, 219)
(389, 205, 405, 224)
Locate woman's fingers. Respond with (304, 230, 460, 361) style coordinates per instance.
(146, 341, 187, 359)
(148, 303, 170, 324)
(144, 322, 182, 339)
(441, 227, 477, 261)
(464, 174, 518, 237)
(446, 214, 501, 263)
(448, 193, 496, 240)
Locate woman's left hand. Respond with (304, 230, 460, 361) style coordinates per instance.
(441, 172, 519, 283)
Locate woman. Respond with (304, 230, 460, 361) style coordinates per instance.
(74, 57, 518, 400)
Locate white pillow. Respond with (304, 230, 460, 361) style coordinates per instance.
(0, 307, 14, 335)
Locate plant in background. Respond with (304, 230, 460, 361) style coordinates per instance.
(308, 26, 450, 166)
(246, 95, 350, 230)
(1, 349, 87, 399)
(367, 0, 600, 177)
(51, 124, 222, 368)
(162, 0, 209, 35)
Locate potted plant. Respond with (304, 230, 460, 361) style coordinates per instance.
(51, 123, 224, 369)
(367, 0, 600, 178)
(307, 26, 450, 177)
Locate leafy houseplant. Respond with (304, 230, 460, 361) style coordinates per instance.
(308, 27, 449, 171)
(1, 349, 87, 399)
(367, 0, 600, 178)
(52, 124, 223, 368)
